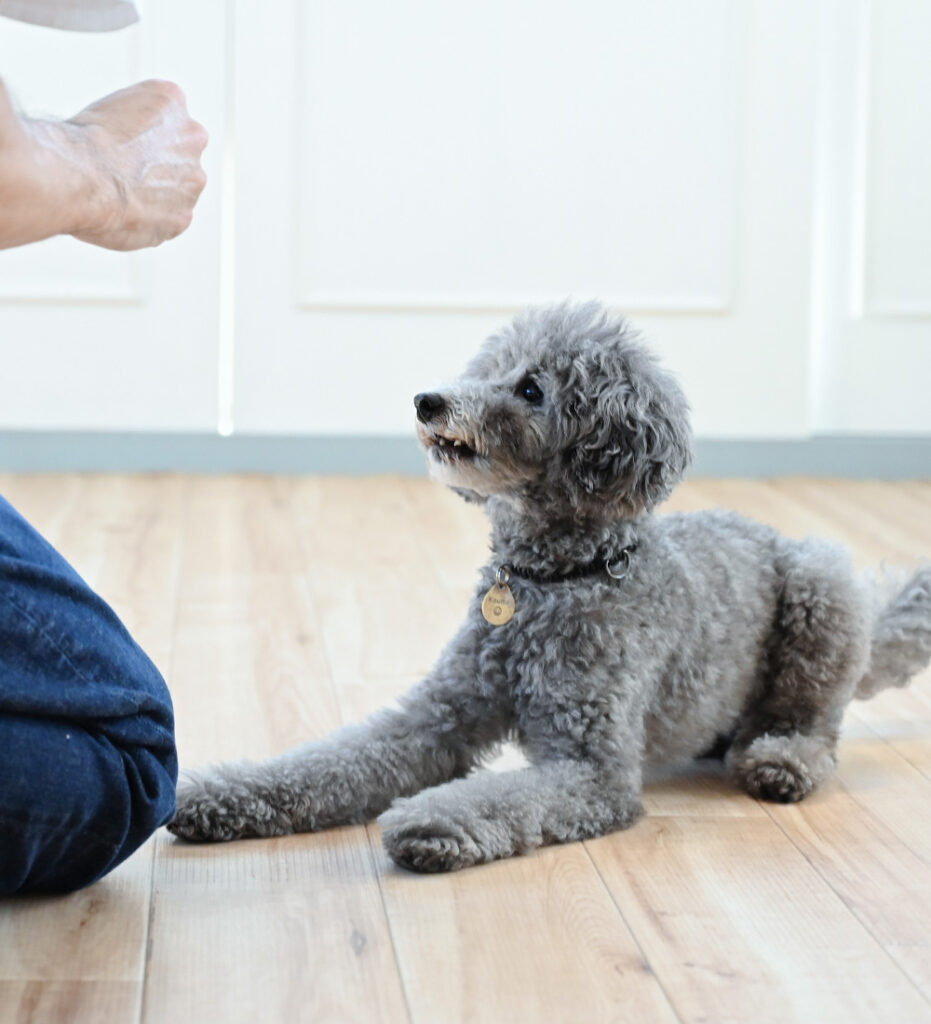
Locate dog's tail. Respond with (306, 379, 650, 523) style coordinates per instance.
(856, 566, 931, 699)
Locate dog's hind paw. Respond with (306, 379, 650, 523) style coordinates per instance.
(742, 761, 813, 803)
(731, 732, 837, 804)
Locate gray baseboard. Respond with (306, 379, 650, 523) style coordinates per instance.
(692, 436, 930, 479)
(0, 432, 427, 475)
(0, 431, 928, 478)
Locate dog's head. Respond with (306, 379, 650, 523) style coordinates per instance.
(414, 301, 692, 519)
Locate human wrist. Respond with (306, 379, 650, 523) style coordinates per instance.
(0, 96, 117, 246)
(28, 118, 119, 239)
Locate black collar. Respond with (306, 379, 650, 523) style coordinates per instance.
(499, 544, 637, 585)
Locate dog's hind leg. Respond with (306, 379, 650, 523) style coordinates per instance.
(727, 539, 870, 804)
(379, 759, 643, 872)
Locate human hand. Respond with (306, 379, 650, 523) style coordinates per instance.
(66, 79, 208, 250)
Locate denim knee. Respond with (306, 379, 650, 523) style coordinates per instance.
(0, 709, 177, 894)
(0, 494, 178, 894)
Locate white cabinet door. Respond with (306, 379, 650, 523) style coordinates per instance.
(2, 0, 926, 442)
(813, 0, 931, 434)
(231, 0, 823, 439)
(0, 2, 227, 432)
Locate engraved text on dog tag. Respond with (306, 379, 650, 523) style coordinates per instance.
(482, 567, 516, 626)
(482, 583, 515, 625)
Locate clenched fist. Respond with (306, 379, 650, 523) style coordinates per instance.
(0, 77, 208, 251)
(68, 79, 209, 249)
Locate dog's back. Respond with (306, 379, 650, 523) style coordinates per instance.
(857, 567, 931, 698)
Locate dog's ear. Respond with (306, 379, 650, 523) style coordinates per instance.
(569, 351, 692, 514)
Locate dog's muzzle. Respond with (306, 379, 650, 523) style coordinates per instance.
(414, 392, 446, 424)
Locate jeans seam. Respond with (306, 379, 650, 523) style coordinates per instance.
(0, 587, 104, 690)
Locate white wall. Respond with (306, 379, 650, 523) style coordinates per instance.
(0, 0, 929, 440)
(0, 4, 227, 431)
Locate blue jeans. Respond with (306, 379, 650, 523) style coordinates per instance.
(0, 494, 177, 894)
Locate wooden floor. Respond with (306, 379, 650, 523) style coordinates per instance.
(1, 475, 930, 1024)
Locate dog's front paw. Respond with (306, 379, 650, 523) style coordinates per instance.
(378, 803, 485, 873)
(167, 775, 245, 842)
(167, 772, 289, 843)
(386, 832, 481, 873)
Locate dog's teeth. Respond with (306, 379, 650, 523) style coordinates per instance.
(438, 438, 447, 446)
(453, 440, 462, 447)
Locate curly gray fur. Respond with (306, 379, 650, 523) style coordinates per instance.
(169, 301, 931, 872)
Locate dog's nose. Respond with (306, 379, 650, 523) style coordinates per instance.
(414, 392, 447, 423)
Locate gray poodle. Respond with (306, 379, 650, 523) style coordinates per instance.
(169, 302, 931, 872)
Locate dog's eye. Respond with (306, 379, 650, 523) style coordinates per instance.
(515, 376, 544, 405)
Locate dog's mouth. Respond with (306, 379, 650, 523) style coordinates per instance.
(422, 429, 479, 462)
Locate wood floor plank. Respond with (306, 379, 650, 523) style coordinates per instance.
(146, 829, 406, 1024)
(849, 674, 931, 781)
(371, 836, 679, 1024)
(760, 767, 931, 994)
(399, 477, 490, 608)
(0, 980, 140, 1024)
(643, 761, 768, 819)
(0, 473, 84, 545)
(0, 849, 154, 984)
(890, 945, 931, 1003)
(143, 476, 408, 1024)
(167, 477, 339, 765)
(656, 482, 715, 515)
(838, 480, 931, 549)
(766, 478, 927, 565)
(281, 476, 465, 721)
(54, 474, 186, 671)
(3, 475, 930, 1023)
(826, 736, 931, 876)
(586, 817, 930, 1024)
(689, 478, 848, 542)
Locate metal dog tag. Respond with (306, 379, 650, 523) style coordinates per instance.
(482, 567, 515, 626)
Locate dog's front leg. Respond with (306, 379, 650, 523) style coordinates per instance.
(169, 629, 506, 843)
(379, 759, 643, 873)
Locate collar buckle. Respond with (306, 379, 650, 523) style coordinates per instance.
(605, 548, 632, 580)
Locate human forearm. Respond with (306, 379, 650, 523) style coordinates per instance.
(0, 79, 96, 248)
(0, 77, 207, 251)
